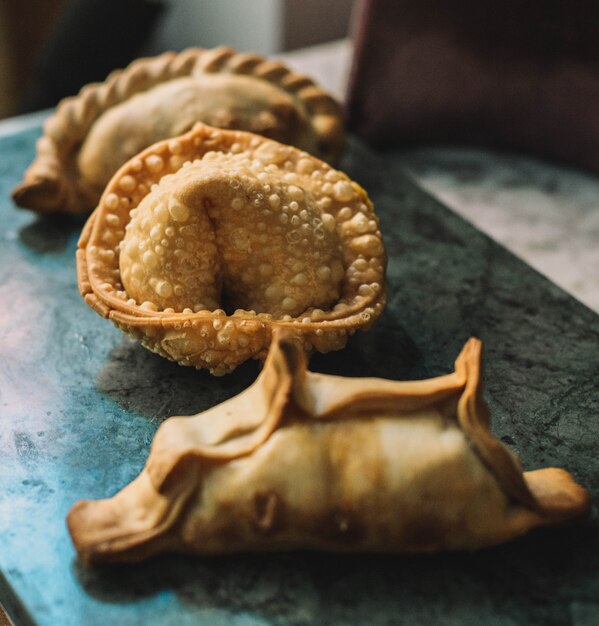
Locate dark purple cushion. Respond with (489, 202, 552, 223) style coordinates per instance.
(346, 0, 599, 172)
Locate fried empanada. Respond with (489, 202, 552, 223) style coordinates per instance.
(77, 123, 386, 374)
(12, 47, 344, 214)
(67, 332, 590, 563)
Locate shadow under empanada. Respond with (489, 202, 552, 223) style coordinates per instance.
(19, 213, 86, 254)
(71, 521, 595, 624)
(95, 338, 260, 423)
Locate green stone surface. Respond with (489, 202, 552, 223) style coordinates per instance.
(0, 128, 597, 625)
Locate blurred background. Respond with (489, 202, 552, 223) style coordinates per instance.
(2, 0, 598, 316)
(0, 0, 355, 119)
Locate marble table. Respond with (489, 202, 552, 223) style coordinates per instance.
(0, 41, 599, 626)
(281, 40, 599, 316)
(1, 118, 598, 625)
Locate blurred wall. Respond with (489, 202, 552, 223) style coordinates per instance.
(143, 0, 354, 56)
(0, 0, 67, 118)
(144, 0, 282, 56)
(0, 0, 354, 118)
(283, 0, 354, 51)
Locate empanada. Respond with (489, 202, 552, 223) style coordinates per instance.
(67, 331, 590, 563)
(77, 123, 386, 374)
(12, 47, 344, 214)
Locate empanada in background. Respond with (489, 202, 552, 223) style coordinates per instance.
(67, 331, 590, 563)
(12, 47, 344, 215)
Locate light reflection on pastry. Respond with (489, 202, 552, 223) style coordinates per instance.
(77, 123, 387, 374)
(12, 47, 344, 214)
(67, 332, 590, 563)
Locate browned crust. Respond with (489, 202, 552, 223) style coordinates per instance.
(453, 339, 539, 510)
(147, 331, 589, 518)
(146, 330, 297, 489)
(12, 47, 344, 215)
(440, 339, 589, 520)
(67, 462, 197, 563)
(524, 468, 591, 523)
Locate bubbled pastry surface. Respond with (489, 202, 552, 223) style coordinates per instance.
(119, 151, 346, 318)
(78, 123, 387, 374)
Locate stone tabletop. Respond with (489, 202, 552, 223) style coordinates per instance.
(392, 147, 599, 316)
(0, 124, 598, 625)
(1, 38, 599, 626)
(281, 40, 599, 316)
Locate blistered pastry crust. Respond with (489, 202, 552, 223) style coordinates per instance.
(12, 47, 344, 214)
(77, 123, 387, 374)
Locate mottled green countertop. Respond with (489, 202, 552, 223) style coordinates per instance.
(0, 128, 597, 626)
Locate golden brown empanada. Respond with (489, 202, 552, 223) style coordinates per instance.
(67, 331, 590, 563)
(77, 123, 386, 374)
(12, 47, 344, 214)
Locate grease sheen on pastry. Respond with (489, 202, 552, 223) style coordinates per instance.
(12, 47, 344, 214)
(67, 331, 590, 563)
(77, 123, 387, 374)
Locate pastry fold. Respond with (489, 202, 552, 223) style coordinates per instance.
(67, 332, 590, 563)
(12, 47, 343, 214)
